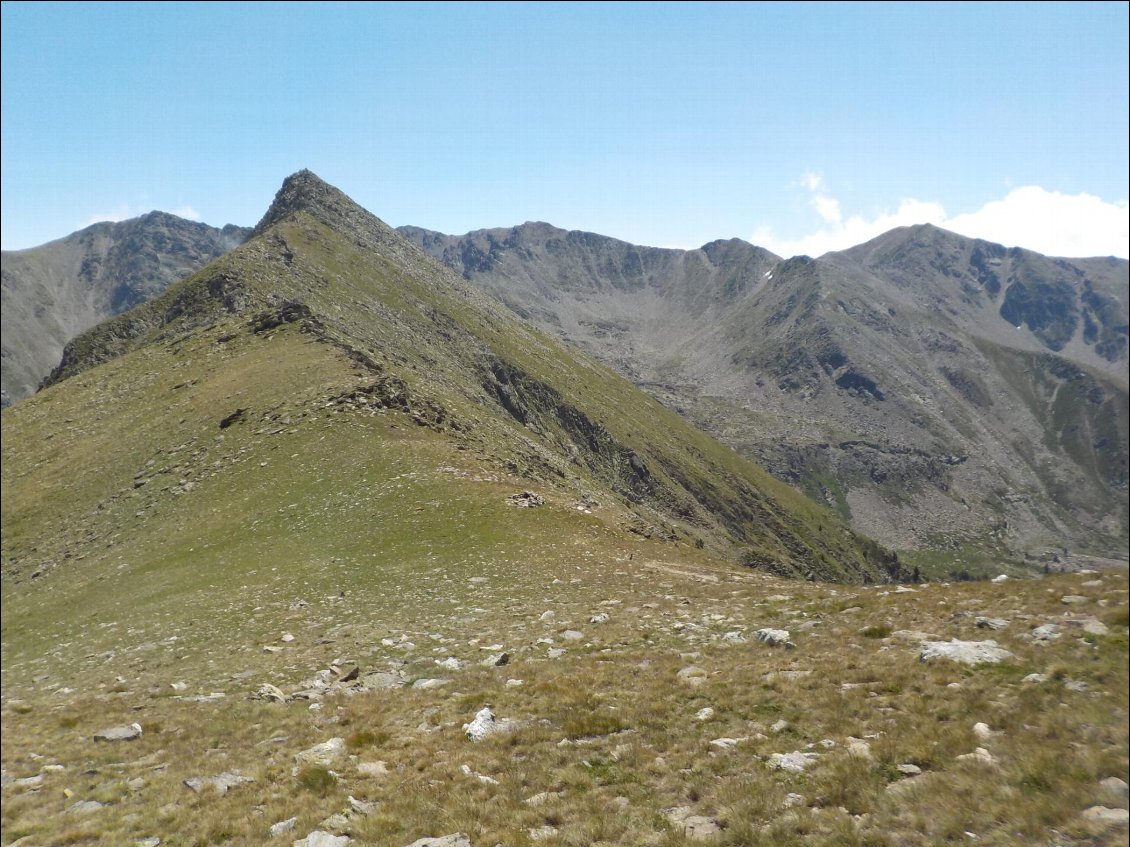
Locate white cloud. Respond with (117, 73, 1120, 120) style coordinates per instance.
(754, 178, 1130, 259)
(944, 187, 1129, 259)
(169, 205, 202, 221)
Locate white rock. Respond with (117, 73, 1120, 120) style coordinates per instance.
(294, 833, 350, 847)
(270, 817, 298, 837)
(769, 751, 820, 772)
(991, 574, 1009, 583)
(1030, 624, 1061, 641)
(68, 800, 105, 814)
(770, 719, 790, 733)
(525, 790, 563, 806)
(295, 738, 346, 767)
(539, 611, 556, 622)
(589, 613, 610, 624)
(846, 737, 873, 758)
(357, 761, 389, 777)
(721, 630, 746, 644)
(755, 628, 793, 648)
(561, 630, 584, 641)
(677, 666, 708, 687)
(93, 723, 142, 742)
(281, 633, 295, 642)
(666, 806, 722, 839)
(710, 737, 741, 751)
(435, 657, 462, 670)
(462, 706, 517, 741)
(460, 764, 499, 785)
(1100, 776, 1129, 800)
(897, 763, 922, 775)
(956, 747, 997, 765)
(972, 722, 994, 740)
(919, 639, 1014, 665)
(695, 707, 715, 721)
(1022, 673, 1048, 683)
(1061, 595, 1088, 604)
(974, 617, 1009, 630)
(528, 825, 559, 840)
(403, 836, 472, 847)
(1080, 806, 1130, 827)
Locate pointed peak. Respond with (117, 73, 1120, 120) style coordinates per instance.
(252, 169, 372, 237)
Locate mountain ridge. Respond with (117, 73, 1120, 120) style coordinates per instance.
(401, 219, 1129, 562)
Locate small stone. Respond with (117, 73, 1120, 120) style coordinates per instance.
(295, 738, 346, 767)
(1100, 776, 1129, 800)
(481, 652, 509, 667)
(258, 683, 288, 702)
(721, 630, 746, 644)
(68, 800, 105, 814)
(281, 633, 295, 642)
(771, 719, 789, 733)
(539, 611, 556, 622)
(991, 574, 1009, 583)
(956, 747, 997, 766)
(846, 737, 872, 758)
(435, 657, 461, 670)
(666, 806, 722, 839)
(677, 666, 708, 687)
(755, 628, 792, 648)
(784, 792, 806, 807)
(769, 751, 820, 772)
(695, 707, 715, 721)
(463, 706, 518, 741)
(528, 825, 559, 840)
(319, 813, 352, 833)
(710, 737, 741, 751)
(547, 648, 566, 659)
(357, 761, 389, 778)
(561, 630, 584, 641)
(589, 613, 610, 624)
(897, 763, 922, 775)
(1080, 806, 1130, 828)
(136, 839, 161, 847)
(1030, 624, 1061, 641)
(974, 617, 1008, 630)
(919, 639, 1014, 665)
(412, 678, 450, 689)
(1022, 673, 1048, 683)
(1061, 595, 1088, 604)
(93, 723, 142, 742)
(525, 790, 564, 806)
(294, 833, 351, 847)
(270, 818, 298, 837)
(403, 836, 472, 847)
(972, 722, 993, 740)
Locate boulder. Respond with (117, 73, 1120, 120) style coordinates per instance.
(919, 639, 1014, 665)
(93, 723, 142, 742)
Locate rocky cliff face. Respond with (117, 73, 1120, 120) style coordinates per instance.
(1, 212, 249, 405)
(403, 222, 1129, 561)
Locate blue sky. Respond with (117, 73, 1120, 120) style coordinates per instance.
(2, 2, 1127, 257)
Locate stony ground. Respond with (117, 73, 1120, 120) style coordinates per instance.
(2, 560, 1126, 847)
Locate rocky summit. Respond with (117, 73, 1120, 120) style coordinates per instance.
(1, 172, 1126, 846)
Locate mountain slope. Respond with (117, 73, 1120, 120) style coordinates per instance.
(0, 212, 249, 406)
(4, 170, 903, 636)
(403, 223, 1129, 563)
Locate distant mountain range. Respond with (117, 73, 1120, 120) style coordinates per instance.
(402, 222, 1128, 559)
(3, 194, 1125, 562)
(1, 213, 250, 405)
